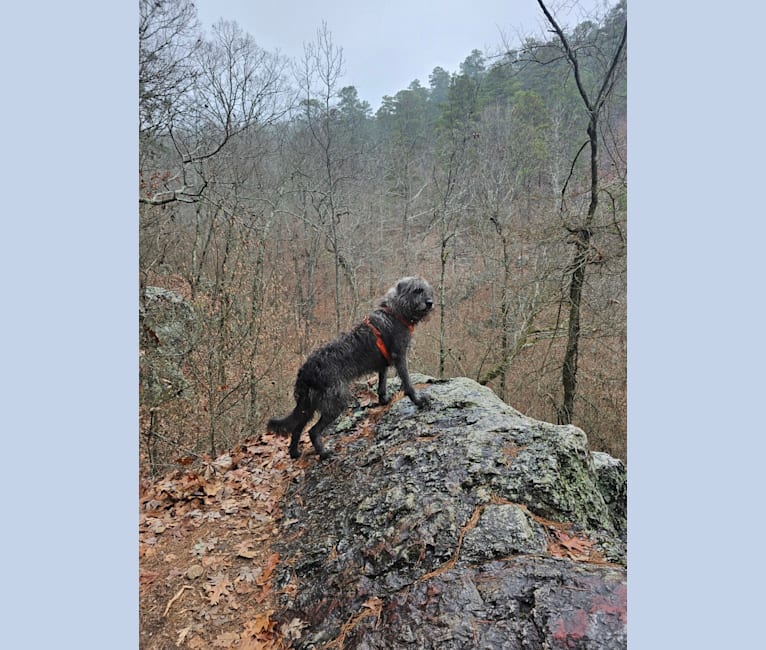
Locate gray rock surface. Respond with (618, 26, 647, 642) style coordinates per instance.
(275, 375, 627, 649)
(139, 286, 195, 405)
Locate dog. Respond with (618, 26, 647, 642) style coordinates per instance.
(268, 276, 434, 459)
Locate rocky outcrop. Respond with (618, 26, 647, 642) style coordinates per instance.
(139, 285, 195, 405)
(273, 376, 627, 649)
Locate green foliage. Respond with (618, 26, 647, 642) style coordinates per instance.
(428, 66, 451, 107)
(437, 73, 480, 137)
(338, 85, 372, 122)
(478, 56, 521, 108)
(510, 90, 552, 183)
(376, 81, 431, 151)
(460, 49, 486, 79)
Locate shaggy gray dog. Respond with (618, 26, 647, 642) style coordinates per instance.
(268, 276, 434, 459)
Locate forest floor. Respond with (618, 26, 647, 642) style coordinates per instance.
(139, 433, 309, 650)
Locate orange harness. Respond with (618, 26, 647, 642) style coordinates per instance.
(364, 318, 392, 364)
(364, 310, 414, 365)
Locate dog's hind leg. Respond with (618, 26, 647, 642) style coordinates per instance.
(286, 409, 313, 459)
(306, 413, 336, 460)
(287, 409, 312, 459)
(307, 391, 347, 460)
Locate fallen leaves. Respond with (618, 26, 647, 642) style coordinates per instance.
(205, 573, 232, 606)
(247, 552, 279, 604)
(238, 610, 300, 649)
(244, 611, 275, 637)
(235, 541, 259, 559)
(212, 630, 240, 647)
(139, 436, 301, 547)
(139, 570, 160, 587)
(175, 625, 194, 647)
(281, 616, 308, 641)
(258, 553, 280, 587)
(548, 528, 606, 563)
(191, 538, 218, 557)
(140, 435, 304, 649)
(499, 501, 609, 565)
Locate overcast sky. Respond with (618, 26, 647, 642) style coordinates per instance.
(194, 0, 609, 110)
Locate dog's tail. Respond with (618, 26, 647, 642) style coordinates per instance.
(267, 410, 304, 437)
(268, 373, 317, 436)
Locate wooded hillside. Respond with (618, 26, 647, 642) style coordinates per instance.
(139, 0, 627, 476)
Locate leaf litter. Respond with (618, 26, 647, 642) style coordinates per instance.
(139, 433, 306, 649)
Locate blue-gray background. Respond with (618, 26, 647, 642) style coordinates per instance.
(3, 1, 764, 647)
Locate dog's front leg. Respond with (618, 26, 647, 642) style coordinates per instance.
(377, 369, 390, 405)
(394, 355, 430, 408)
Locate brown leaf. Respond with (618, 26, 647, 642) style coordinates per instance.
(234, 581, 254, 595)
(139, 570, 160, 586)
(244, 611, 275, 637)
(235, 542, 258, 559)
(552, 530, 594, 559)
(221, 499, 241, 515)
(205, 572, 231, 605)
(257, 553, 279, 586)
(203, 480, 222, 497)
(280, 617, 307, 641)
(362, 596, 383, 614)
(255, 581, 272, 604)
(212, 631, 239, 647)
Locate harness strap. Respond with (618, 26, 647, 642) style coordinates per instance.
(363, 317, 392, 364)
(381, 306, 415, 332)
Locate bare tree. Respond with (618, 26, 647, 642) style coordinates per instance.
(472, 97, 552, 400)
(293, 23, 360, 333)
(140, 18, 291, 207)
(139, 12, 294, 465)
(534, 0, 627, 425)
(139, 0, 200, 140)
(429, 73, 477, 378)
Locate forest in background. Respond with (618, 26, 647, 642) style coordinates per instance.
(139, 0, 627, 476)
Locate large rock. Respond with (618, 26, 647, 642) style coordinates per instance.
(139, 285, 195, 405)
(274, 376, 627, 649)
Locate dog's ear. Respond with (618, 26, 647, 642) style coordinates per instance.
(396, 277, 415, 294)
(380, 285, 396, 307)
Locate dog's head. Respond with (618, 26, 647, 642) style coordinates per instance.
(381, 276, 435, 324)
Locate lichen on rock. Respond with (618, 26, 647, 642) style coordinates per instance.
(274, 375, 627, 649)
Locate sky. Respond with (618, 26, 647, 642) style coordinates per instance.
(194, 0, 608, 110)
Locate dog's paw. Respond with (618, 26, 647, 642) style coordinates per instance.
(289, 447, 302, 459)
(318, 449, 334, 461)
(378, 394, 391, 406)
(413, 392, 432, 408)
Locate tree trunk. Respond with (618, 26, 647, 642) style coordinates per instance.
(438, 233, 448, 378)
(557, 230, 589, 424)
(558, 117, 599, 425)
